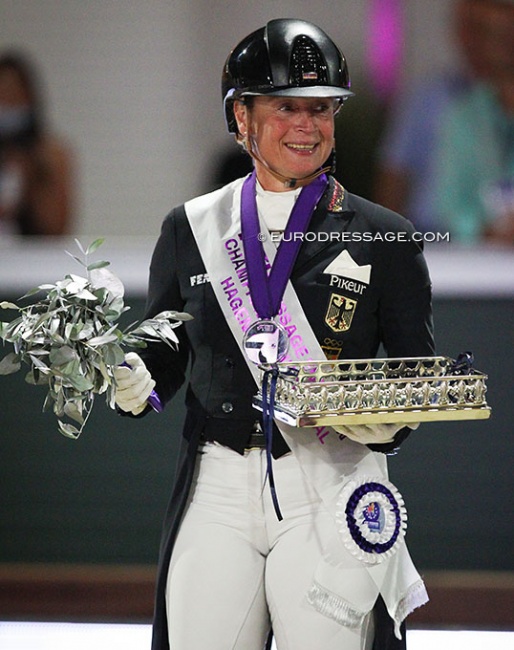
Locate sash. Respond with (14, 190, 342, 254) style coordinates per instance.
(184, 177, 428, 636)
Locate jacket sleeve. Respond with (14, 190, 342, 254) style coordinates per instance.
(138, 211, 191, 408)
(377, 221, 435, 359)
(369, 217, 435, 453)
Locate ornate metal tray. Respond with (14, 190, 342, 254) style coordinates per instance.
(253, 356, 491, 427)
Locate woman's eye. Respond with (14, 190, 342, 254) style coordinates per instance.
(275, 102, 334, 116)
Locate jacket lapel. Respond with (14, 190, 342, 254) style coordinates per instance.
(293, 177, 355, 273)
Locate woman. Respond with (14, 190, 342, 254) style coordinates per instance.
(0, 50, 74, 235)
(114, 19, 434, 650)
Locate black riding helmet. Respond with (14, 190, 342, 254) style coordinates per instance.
(222, 18, 354, 134)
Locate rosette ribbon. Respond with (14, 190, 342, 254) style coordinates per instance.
(336, 477, 408, 565)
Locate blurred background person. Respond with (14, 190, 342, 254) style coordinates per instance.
(433, 0, 514, 245)
(374, 0, 514, 240)
(0, 50, 75, 236)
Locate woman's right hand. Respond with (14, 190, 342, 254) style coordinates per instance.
(113, 352, 156, 415)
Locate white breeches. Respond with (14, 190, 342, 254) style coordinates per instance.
(166, 442, 375, 650)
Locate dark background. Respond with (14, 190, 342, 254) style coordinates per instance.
(0, 296, 512, 572)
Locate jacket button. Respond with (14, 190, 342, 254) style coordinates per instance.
(221, 401, 234, 413)
(225, 357, 235, 368)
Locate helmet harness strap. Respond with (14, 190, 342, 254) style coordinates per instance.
(242, 132, 333, 189)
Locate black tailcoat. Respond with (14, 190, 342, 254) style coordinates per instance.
(137, 176, 434, 650)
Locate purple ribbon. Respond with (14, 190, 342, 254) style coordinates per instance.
(241, 171, 328, 520)
(262, 366, 282, 520)
(241, 170, 328, 319)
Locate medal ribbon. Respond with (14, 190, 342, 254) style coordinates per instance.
(241, 170, 328, 318)
(241, 170, 328, 520)
(262, 366, 280, 518)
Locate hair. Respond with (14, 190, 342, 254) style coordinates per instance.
(0, 49, 44, 139)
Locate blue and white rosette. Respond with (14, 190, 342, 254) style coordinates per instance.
(336, 477, 408, 565)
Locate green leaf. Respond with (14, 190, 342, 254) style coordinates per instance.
(28, 354, 50, 370)
(65, 251, 86, 267)
(0, 301, 19, 310)
(66, 373, 94, 392)
(103, 343, 125, 366)
(74, 289, 98, 301)
(20, 286, 45, 299)
(74, 238, 86, 255)
(76, 323, 95, 340)
(49, 346, 79, 366)
(121, 335, 147, 348)
(53, 389, 65, 417)
(86, 238, 105, 255)
(25, 368, 49, 386)
(64, 323, 73, 341)
(26, 349, 49, 357)
(5, 316, 23, 336)
(154, 321, 180, 342)
(0, 322, 11, 340)
(68, 273, 89, 286)
(96, 358, 111, 382)
(87, 327, 120, 346)
(43, 391, 55, 412)
(87, 260, 110, 271)
(67, 322, 83, 340)
(31, 311, 54, 333)
(58, 420, 81, 439)
(49, 318, 60, 336)
(156, 310, 194, 322)
(108, 296, 125, 312)
(90, 268, 124, 299)
(64, 400, 85, 424)
(93, 374, 109, 394)
(132, 323, 161, 338)
(0, 352, 21, 375)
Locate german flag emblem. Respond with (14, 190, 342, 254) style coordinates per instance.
(325, 294, 357, 333)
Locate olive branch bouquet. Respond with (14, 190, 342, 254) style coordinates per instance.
(0, 239, 190, 438)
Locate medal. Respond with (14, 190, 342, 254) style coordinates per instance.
(243, 319, 289, 365)
(240, 170, 328, 365)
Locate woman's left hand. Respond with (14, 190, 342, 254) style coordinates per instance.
(334, 422, 417, 445)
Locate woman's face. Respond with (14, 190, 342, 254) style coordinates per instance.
(234, 96, 337, 192)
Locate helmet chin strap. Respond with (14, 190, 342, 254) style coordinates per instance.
(243, 135, 332, 189)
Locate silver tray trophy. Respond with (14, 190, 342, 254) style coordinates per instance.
(253, 353, 491, 427)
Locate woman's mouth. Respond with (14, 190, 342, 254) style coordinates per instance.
(286, 143, 317, 152)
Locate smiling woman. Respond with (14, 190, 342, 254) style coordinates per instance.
(222, 20, 354, 192)
(110, 17, 435, 650)
(233, 96, 340, 192)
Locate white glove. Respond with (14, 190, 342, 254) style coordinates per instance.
(113, 352, 156, 415)
(334, 422, 419, 445)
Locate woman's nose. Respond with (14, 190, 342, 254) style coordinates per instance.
(292, 108, 316, 130)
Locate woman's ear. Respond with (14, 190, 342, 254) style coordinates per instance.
(233, 100, 249, 137)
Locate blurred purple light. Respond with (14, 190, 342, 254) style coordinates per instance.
(366, 0, 404, 100)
